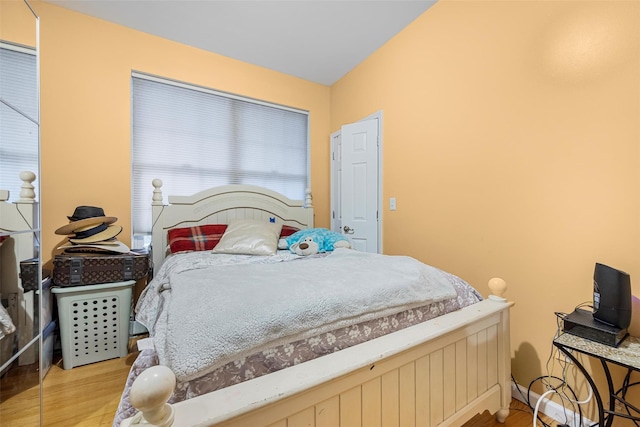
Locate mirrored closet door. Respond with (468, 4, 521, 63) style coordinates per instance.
(0, 0, 42, 425)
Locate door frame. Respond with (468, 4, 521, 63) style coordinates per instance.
(330, 110, 383, 253)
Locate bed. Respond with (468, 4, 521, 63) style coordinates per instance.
(118, 180, 513, 427)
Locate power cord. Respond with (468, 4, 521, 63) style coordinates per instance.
(551, 311, 592, 426)
(511, 373, 553, 427)
(534, 389, 561, 426)
(528, 375, 583, 427)
(514, 310, 596, 427)
(614, 370, 640, 427)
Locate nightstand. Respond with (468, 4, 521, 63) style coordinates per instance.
(553, 332, 640, 426)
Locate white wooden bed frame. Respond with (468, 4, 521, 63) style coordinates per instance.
(148, 179, 314, 272)
(122, 179, 513, 427)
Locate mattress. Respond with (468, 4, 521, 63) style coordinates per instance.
(113, 250, 482, 426)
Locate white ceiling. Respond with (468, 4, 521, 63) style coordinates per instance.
(44, 0, 437, 85)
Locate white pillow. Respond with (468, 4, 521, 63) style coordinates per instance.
(277, 238, 289, 250)
(212, 219, 283, 256)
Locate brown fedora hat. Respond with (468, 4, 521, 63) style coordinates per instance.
(55, 206, 117, 235)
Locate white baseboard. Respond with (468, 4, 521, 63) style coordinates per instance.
(511, 382, 596, 427)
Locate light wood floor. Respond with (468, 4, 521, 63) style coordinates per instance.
(462, 398, 557, 427)
(3, 350, 557, 427)
(1, 351, 138, 426)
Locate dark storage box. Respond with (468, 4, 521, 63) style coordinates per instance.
(19, 258, 51, 292)
(53, 253, 149, 287)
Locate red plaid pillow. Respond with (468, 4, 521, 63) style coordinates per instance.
(280, 225, 300, 237)
(168, 224, 228, 253)
(168, 223, 301, 254)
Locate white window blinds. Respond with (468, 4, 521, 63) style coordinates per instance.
(131, 73, 309, 246)
(0, 44, 38, 199)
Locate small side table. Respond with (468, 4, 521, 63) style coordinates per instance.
(553, 332, 640, 426)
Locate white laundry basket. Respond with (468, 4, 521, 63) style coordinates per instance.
(52, 280, 134, 370)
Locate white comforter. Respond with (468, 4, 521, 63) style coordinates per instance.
(139, 249, 457, 382)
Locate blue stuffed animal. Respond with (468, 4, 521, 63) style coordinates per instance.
(291, 236, 320, 256)
(283, 228, 351, 255)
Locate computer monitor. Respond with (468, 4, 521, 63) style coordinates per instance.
(593, 262, 632, 329)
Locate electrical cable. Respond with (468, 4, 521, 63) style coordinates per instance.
(511, 374, 551, 427)
(613, 370, 640, 427)
(560, 377, 593, 405)
(515, 308, 603, 427)
(527, 375, 584, 426)
(530, 312, 593, 426)
(534, 389, 559, 427)
(574, 301, 594, 311)
(555, 313, 589, 425)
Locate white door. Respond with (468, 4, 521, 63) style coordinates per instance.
(330, 131, 342, 234)
(339, 118, 379, 252)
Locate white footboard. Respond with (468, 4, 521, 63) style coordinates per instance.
(122, 279, 512, 427)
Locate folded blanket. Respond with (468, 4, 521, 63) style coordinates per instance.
(153, 249, 457, 382)
(135, 250, 303, 333)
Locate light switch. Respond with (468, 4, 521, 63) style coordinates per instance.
(390, 197, 396, 211)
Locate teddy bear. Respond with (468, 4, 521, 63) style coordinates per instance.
(282, 227, 351, 256)
(290, 236, 320, 256)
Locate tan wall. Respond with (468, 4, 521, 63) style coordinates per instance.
(331, 0, 640, 410)
(15, 0, 640, 420)
(32, 0, 331, 267)
(0, 1, 37, 47)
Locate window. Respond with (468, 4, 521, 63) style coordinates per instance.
(0, 43, 38, 199)
(131, 73, 309, 248)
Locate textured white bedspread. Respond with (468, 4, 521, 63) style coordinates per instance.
(153, 249, 457, 382)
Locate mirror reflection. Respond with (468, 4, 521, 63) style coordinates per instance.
(0, 0, 41, 425)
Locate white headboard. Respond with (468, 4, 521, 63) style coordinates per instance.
(150, 179, 314, 271)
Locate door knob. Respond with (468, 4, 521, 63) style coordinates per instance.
(343, 225, 355, 234)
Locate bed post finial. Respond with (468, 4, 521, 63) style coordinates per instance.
(18, 171, 36, 203)
(488, 277, 508, 302)
(128, 365, 176, 426)
(152, 179, 164, 205)
(305, 188, 312, 208)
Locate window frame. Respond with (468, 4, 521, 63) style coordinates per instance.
(130, 72, 311, 248)
(0, 41, 39, 200)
